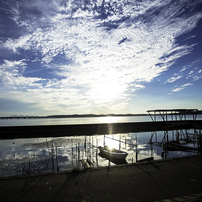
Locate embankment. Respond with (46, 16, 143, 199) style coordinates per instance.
(1, 120, 202, 139)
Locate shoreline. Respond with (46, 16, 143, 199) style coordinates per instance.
(1, 120, 202, 139)
(0, 113, 149, 119)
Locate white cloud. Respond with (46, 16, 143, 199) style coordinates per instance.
(130, 84, 145, 92)
(1, 0, 202, 114)
(0, 60, 45, 89)
(193, 69, 202, 81)
(172, 83, 192, 92)
(3, 35, 32, 53)
(180, 66, 187, 72)
(164, 75, 182, 83)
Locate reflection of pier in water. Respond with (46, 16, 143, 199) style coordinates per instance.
(71, 130, 202, 171)
(149, 129, 202, 159)
(2, 129, 202, 177)
(147, 109, 202, 159)
(70, 135, 141, 170)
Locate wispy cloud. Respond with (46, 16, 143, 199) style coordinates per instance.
(164, 75, 182, 83)
(1, 0, 202, 114)
(0, 60, 45, 89)
(172, 83, 192, 92)
(165, 58, 202, 94)
(193, 69, 202, 81)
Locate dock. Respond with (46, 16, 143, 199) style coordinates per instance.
(1, 120, 202, 139)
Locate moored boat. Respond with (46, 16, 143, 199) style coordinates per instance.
(98, 146, 128, 159)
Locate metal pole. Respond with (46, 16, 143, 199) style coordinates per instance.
(82, 147, 84, 160)
(136, 135, 138, 162)
(76, 145, 78, 167)
(155, 131, 157, 142)
(119, 134, 121, 150)
(96, 149, 98, 166)
(85, 136, 86, 150)
(78, 143, 80, 162)
(29, 159, 30, 174)
(51, 142, 54, 172)
(55, 147, 57, 170)
(72, 147, 73, 166)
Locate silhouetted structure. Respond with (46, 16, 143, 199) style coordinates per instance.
(147, 109, 198, 122)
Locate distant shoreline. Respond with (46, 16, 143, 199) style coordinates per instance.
(0, 114, 149, 119)
(1, 112, 202, 119)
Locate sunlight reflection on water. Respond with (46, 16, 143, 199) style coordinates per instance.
(1, 115, 202, 126)
(0, 129, 200, 177)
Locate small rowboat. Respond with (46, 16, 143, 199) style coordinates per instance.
(98, 146, 128, 159)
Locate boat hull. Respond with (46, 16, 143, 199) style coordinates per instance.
(99, 152, 127, 164)
(99, 146, 128, 159)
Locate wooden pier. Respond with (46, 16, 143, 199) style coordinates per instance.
(147, 109, 198, 122)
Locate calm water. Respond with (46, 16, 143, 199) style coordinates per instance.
(0, 116, 150, 126)
(0, 115, 202, 126)
(1, 115, 201, 177)
(0, 129, 200, 177)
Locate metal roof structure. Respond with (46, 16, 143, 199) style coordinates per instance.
(147, 109, 198, 122)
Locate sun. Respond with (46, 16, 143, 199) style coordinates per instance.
(88, 80, 126, 104)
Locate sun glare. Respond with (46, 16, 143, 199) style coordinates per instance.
(105, 136, 119, 150)
(99, 116, 118, 123)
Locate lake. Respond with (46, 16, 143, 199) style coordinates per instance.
(1, 115, 201, 177)
(1, 115, 202, 126)
(0, 128, 200, 177)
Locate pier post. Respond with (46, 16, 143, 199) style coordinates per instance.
(84, 136, 86, 150)
(76, 145, 77, 167)
(56, 146, 59, 172)
(136, 135, 138, 162)
(29, 159, 30, 174)
(96, 149, 98, 166)
(82, 147, 84, 160)
(155, 131, 157, 142)
(78, 143, 80, 163)
(151, 143, 153, 157)
(119, 134, 121, 150)
(51, 142, 54, 172)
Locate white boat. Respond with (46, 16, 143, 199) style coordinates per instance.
(98, 146, 128, 159)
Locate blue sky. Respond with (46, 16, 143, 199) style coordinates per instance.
(0, 0, 202, 116)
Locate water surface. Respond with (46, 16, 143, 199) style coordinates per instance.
(1, 115, 201, 126)
(0, 129, 200, 177)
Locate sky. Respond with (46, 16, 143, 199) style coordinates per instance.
(0, 0, 202, 116)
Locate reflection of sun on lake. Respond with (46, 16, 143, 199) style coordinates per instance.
(99, 116, 119, 123)
(104, 135, 119, 150)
